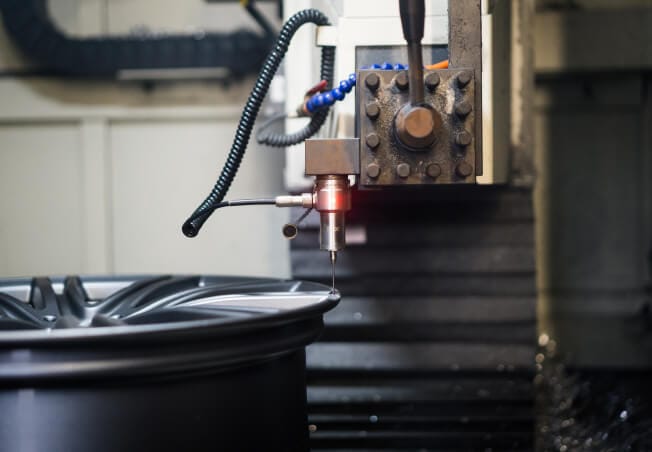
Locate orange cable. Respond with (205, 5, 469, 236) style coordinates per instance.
(425, 59, 449, 70)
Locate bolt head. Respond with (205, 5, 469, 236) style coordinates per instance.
(425, 72, 440, 91)
(455, 130, 473, 147)
(457, 72, 472, 88)
(364, 72, 380, 91)
(396, 163, 410, 178)
(456, 161, 473, 178)
(426, 163, 441, 179)
(455, 101, 472, 117)
(395, 71, 409, 90)
(365, 102, 380, 119)
(366, 163, 381, 179)
(365, 133, 380, 149)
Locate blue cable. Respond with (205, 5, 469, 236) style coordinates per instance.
(305, 62, 407, 113)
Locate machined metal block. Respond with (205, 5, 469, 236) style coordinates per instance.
(358, 68, 477, 187)
(305, 138, 360, 176)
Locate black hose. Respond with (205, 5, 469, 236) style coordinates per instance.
(256, 45, 335, 147)
(182, 9, 333, 238)
(186, 198, 276, 224)
(255, 112, 287, 143)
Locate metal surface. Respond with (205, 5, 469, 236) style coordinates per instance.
(0, 275, 336, 337)
(395, 104, 440, 148)
(1, 350, 311, 452)
(314, 176, 351, 255)
(535, 9, 652, 74)
(358, 68, 477, 186)
(304, 140, 357, 285)
(319, 211, 346, 253)
(330, 251, 336, 291)
(275, 193, 313, 208)
(305, 138, 360, 176)
(449, 0, 483, 174)
(291, 186, 537, 450)
(0, 275, 339, 452)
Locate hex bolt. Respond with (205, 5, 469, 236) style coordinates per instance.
(364, 72, 380, 91)
(365, 133, 380, 149)
(457, 72, 472, 88)
(426, 163, 441, 179)
(425, 73, 440, 91)
(396, 163, 410, 178)
(455, 101, 472, 117)
(456, 161, 473, 178)
(366, 163, 381, 179)
(395, 71, 409, 91)
(365, 102, 380, 120)
(455, 130, 473, 147)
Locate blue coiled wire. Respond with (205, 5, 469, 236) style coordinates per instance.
(305, 63, 407, 113)
(182, 9, 333, 237)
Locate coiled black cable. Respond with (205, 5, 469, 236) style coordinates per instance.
(182, 8, 333, 238)
(256, 45, 335, 147)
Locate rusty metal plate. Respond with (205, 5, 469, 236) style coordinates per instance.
(358, 68, 476, 187)
(450, 0, 483, 174)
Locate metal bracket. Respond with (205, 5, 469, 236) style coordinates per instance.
(305, 138, 360, 176)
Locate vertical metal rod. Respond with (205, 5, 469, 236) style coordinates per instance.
(330, 251, 337, 291)
(399, 0, 426, 106)
(406, 43, 424, 105)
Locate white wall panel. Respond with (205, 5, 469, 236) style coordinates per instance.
(0, 124, 84, 277)
(109, 120, 290, 277)
(0, 1, 296, 279)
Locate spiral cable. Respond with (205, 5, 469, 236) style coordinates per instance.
(256, 45, 335, 147)
(182, 9, 332, 237)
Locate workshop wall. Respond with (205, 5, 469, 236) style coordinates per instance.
(0, 0, 290, 278)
